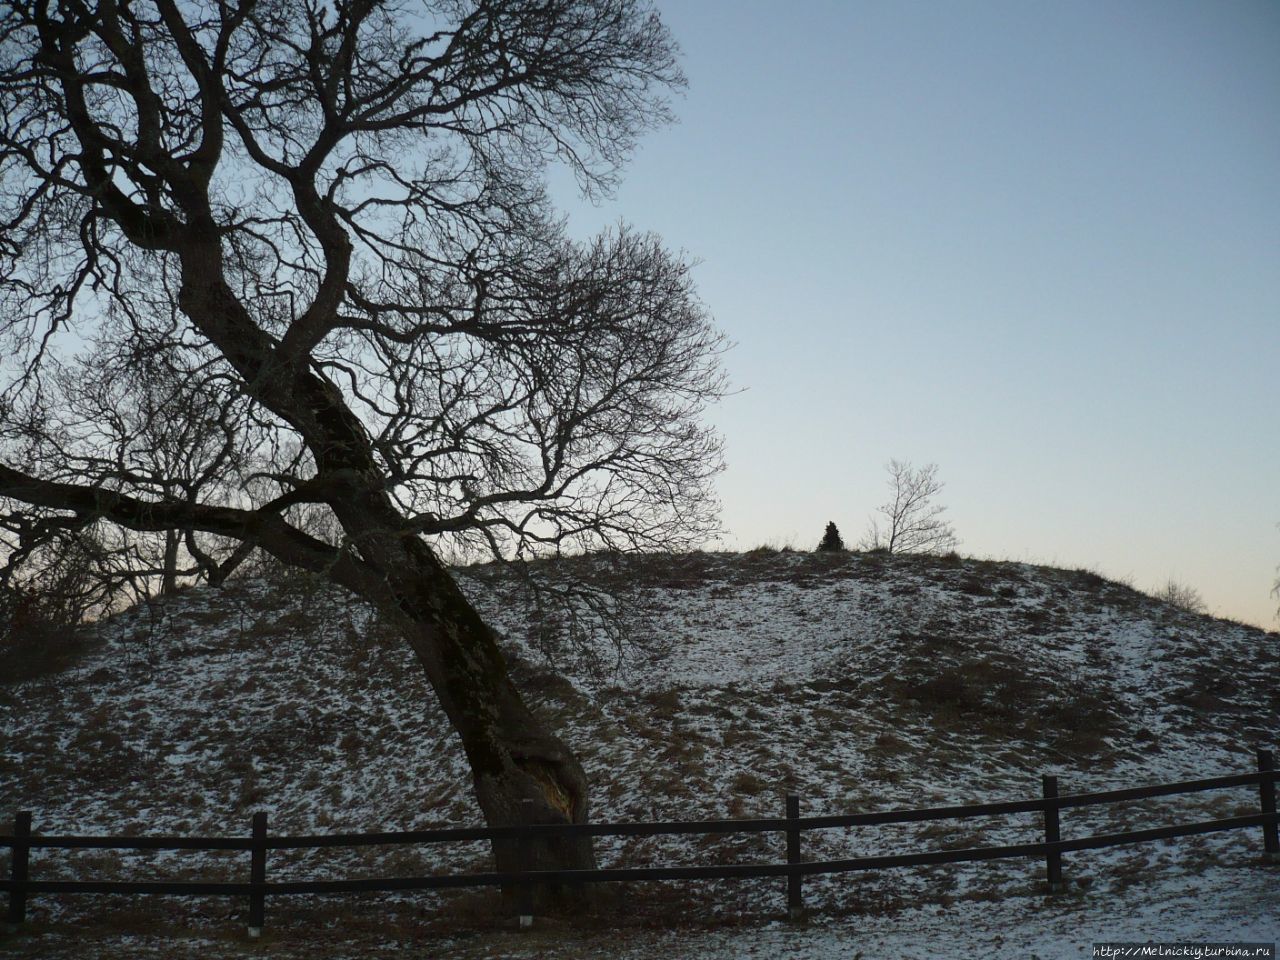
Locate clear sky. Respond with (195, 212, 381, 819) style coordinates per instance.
(550, 0, 1280, 629)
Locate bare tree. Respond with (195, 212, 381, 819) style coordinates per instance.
(861, 460, 958, 555)
(0, 518, 114, 632)
(0, 0, 725, 879)
(56, 347, 253, 598)
(1152, 579, 1207, 615)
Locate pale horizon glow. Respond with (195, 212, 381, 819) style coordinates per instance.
(549, 0, 1280, 629)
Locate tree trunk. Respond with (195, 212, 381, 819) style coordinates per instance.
(161, 530, 180, 595)
(338, 519, 596, 904)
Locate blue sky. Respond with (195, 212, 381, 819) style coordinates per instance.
(551, 0, 1280, 628)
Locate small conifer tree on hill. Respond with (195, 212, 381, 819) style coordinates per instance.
(818, 522, 845, 552)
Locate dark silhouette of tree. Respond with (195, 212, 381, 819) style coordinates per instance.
(0, 0, 725, 882)
(817, 521, 845, 552)
(861, 460, 958, 555)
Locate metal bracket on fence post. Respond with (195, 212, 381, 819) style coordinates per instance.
(5, 812, 31, 931)
(1042, 775, 1063, 894)
(785, 793, 804, 921)
(518, 798, 535, 930)
(1258, 749, 1279, 863)
(248, 811, 267, 939)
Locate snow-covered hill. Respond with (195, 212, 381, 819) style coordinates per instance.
(2, 549, 1277, 958)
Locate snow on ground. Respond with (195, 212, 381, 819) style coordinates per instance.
(449, 869, 1279, 960)
(1, 549, 1277, 957)
(2, 864, 1275, 959)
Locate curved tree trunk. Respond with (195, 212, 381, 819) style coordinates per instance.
(332, 513, 596, 899)
(169, 256, 598, 887)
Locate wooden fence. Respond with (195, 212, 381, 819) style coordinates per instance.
(4, 749, 1278, 936)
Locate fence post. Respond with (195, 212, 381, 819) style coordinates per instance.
(1042, 775, 1063, 893)
(5, 812, 31, 929)
(785, 793, 804, 921)
(248, 811, 267, 939)
(1258, 749, 1279, 862)
(517, 798, 535, 929)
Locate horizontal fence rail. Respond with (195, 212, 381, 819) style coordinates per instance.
(4, 749, 1278, 935)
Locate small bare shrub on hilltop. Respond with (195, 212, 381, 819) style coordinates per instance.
(1153, 579, 1207, 616)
